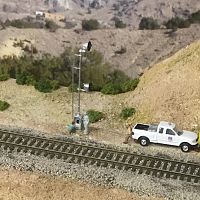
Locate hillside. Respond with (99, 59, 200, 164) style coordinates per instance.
(0, 0, 200, 78)
(0, 0, 200, 28)
(0, 25, 199, 78)
(0, 39, 200, 143)
(0, 34, 200, 200)
(126, 39, 200, 130)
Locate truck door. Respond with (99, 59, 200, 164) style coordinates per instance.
(156, 127, 169, 144)
(164, 129, 179, 146)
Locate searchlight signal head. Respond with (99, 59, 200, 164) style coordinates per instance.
(81, 41, 92, 51)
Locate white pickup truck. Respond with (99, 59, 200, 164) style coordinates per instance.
(132, 121, 198, 152)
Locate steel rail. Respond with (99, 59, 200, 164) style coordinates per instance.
(0, 129, 199, 183)
(0, 129, 199, 167)
(1, 140, 200, 180)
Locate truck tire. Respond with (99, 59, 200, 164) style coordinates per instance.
(180, 143, 190, 152)
(139, 137, 149, 146)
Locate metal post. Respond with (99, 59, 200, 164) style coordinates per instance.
(77, 52, 82, 115)
(71, 60, 74, 120)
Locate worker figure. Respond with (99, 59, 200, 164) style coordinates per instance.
(67, 121, 76, 134)
(83, 112, 89, 134)
(198, 131, 200, 148)
(123, 124, 134, 144)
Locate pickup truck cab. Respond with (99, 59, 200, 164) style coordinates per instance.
(132, 121, 198, 152)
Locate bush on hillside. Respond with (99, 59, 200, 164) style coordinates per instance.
(16, 72, 28, 85)
(189, 10, 200, 23)
(82, 19, 100, 30)
(0, 48, 139, 95)
(68, 84, 78, 92)
(165, 17, 190, 29)
(87, 109, 104, 123)
(139, 17, 160, 30)
(122, 78, 139, 92)
(120, 107, 136, 120)
(114, 17, 126, 28)
(89, 83, 103, 91)
(45, 19, 59, 32)
(34, 79, 59, 93)
(4, 18, 44, 29)
(101, 83, 122, 95)
(0, 100, 10, 111)
(0, 74, 9, 81)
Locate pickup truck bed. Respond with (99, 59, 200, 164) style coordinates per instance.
(134, 124, 158, 132)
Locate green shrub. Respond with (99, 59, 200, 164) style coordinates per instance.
(165, 17, 190, 29)
(34, 79, 59, 93)
(16, 72, 28, 85)
(87, 109, 104, 123)
(120, 107, 136, 120)
(101, 83, 122, 95)
(0, 100, 10, 111)
(4, 18, 44, 29)
(189, 10, 200, 23)
(50, 80, 60, 90)
(107, 69, 129, 85)
(82, 19, 100, 30)
(68, 84, 78, 92)
(0, 74, 9, 81)
(25, 75, 36, 85)
(89, 83, 103, 91)
(139, 17, 160, 30)
(114, 17, 126, 28)
(122, 78, 139, 92)
(45, 19, 59, 32)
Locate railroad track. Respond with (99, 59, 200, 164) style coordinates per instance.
(0, 129, 199, 183)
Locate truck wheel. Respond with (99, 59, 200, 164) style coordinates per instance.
(139, 137, 149, 146)
(180, 143, 190, 152)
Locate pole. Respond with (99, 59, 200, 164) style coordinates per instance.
(77, 52, 82, 115)
(71, 59, 74, 120)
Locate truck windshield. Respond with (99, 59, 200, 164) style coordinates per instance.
(173, 127, 183, 136)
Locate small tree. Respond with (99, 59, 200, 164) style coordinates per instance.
(34, 79, 59, 93)
(0, 100, 10, 111)
(101, 83, 122, 95)
(87, 109, 104, 123)
(0, 74, 9, 81)
(45, 19, 59, 32)
(82, 19, 99, 31)
(114, 17, 126, 28)
(139, 17, 160, 30)
(165, 17, 190, 29)
(122, 78, 139, 92)
(189, 10, 200, 23)
(120, 107, 136, 120)
(16, 72, 28, 85)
